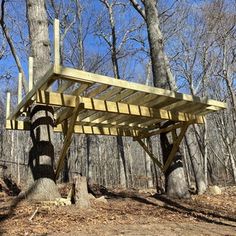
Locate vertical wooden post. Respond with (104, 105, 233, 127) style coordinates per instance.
(29, 57, 34, 91)
(18, 73, 22, 104)
(54, 19, 60, 72)
(6, 91, 11, 119)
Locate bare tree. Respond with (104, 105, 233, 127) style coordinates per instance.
(25, 0, 60, 200)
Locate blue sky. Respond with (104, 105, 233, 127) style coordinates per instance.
(0, 0, 233, 105)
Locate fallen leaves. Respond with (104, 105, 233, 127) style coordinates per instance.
(0, 186, 235, 235)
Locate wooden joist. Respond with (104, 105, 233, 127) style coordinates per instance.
(5, 18, 227, 180)
(8, 66, 54, 120)
(55, 97, 83, 179)
(55, 66, 226, 110)
(6, 120, 142, 137)
(162, 122, 190, 172)
(36, 91, 205, 124)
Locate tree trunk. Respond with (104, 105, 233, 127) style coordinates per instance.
(143, 0, 190, 198)
(145, 138, 153, 188)
(160, 131, 190, 198)
(185, 134, 207, 195)
(26, 0, 60, 200)
(73, 175, 90, 208)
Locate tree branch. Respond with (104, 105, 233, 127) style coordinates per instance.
(129, 0, 146, 20)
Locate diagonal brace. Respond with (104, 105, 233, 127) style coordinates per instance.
(162, 122, 190, 172)
(136, 138, 163, 170)
(55, 97, 83, 180)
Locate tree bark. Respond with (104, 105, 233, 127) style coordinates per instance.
(145, 138, 153, 188)
(73, 175, 90, 208)
(142, 0, 190, 198)
(26, 0, 60, 200)
(99, 0, 127, 188)
(185, 134, 207, 195)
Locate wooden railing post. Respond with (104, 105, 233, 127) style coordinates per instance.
(54, 19, 60, 73)
(6, 91, 11, 119)
(18, 73, 22, 104)
(29, 57, 34, 91)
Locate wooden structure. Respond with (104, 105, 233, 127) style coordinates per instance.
(5, 19, 226, 180)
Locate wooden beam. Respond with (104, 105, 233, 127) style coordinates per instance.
(18, 73, 22, 104)
(136, 122, 189, 139)
(6, 92, 11, 119)
(57, 81, 74, 93)
(136, 139, 163, 170)
(122, 91, 147, 104)
(111, 89, 135, 102)
(6, 120, 141, 137)
(133, 93, 159, 106)
(80, 97, 204, 123)
(162, 123, 190, 172)
(54, 19, 60, 73)
(36, 91, 205, 124)
(97, 87, 123, 100)
(72, 83, 91, 95)
(76, 120, 148, 131)
(8, 66, 54, 120)
(86, 84, 110, 98)
(29, 57, 34, 91)
(55, 97, 83, 180)
(6, 120, 30, 130)
(55, 66, 227, 109)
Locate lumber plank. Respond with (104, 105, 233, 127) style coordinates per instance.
(28, 57, 34, 91)
(122, 91, 147, 104)
(6, 93, 11, 120)
(8, 66, 54, 120)
(162, 122, 190, 172)
(55, 97, 83, 179)
(57, 81, 74, 93)
(136, 122, 188, 139)
(54, 19, 60, 72)
(97, 87, 123, 100)
(36, 91, 205, 124)
(55, 66, 227, 109)
(18, 73, 22, 104)
(86, 84, 110, 98)
(6, 120, 141, 137)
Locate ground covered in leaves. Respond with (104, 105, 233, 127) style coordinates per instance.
(0, 186, 236, 235)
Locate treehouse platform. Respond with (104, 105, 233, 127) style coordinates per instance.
(5, 19, 227, 179)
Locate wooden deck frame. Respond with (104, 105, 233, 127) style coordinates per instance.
(55, 97, 83, 180)
(5, 19, 227, 179)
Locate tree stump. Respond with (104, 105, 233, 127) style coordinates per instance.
(73, 175, 90, 208)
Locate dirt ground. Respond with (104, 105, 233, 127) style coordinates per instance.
(0, 186, 236, 236)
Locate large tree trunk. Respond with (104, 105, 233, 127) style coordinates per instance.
(143, 0, 190, 198)
(26, 0, 60, 200)
(185, 134, 207, 195)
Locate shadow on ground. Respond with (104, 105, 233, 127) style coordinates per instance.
(103, 189, 236, 227)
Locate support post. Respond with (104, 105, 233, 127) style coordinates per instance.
(54, 19, 60, 73)
(55, 97, 83, 179)
(29, 57, 34, 91)
(18, 73, 22, 104)
(6, 91, 11, 119)
(162, 123, 190, 172)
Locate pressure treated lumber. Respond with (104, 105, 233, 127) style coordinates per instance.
(35, 90, 205, 124)
(55, 66, 226, 109)
(55, 97, 83, 179)
(8, 66, 54, 120)
(6, 120, 141, 137)
(162, 122, 190, 172)
(5, 18, 227, 180)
